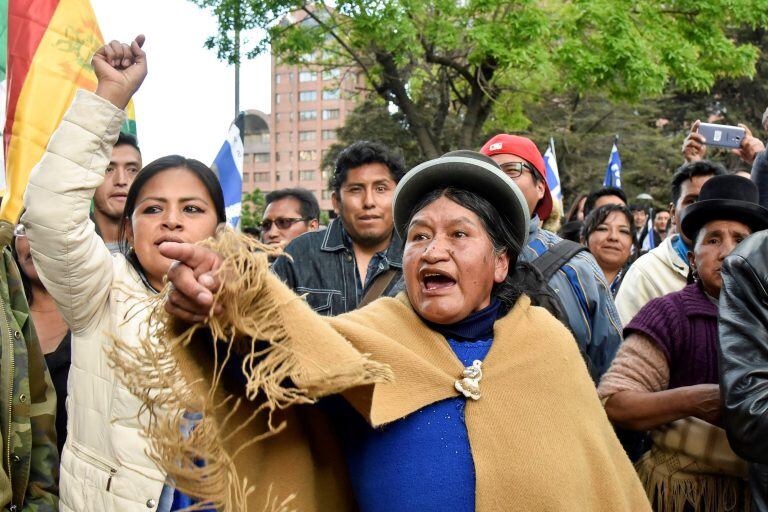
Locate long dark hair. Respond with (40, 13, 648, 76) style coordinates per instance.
(118, 155, 226, 278)
(406, 187, 524, 309)
(565, 193, 588, 222)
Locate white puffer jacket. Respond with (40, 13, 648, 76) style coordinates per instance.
(614, 234, 689, 325)
(22, 91, 165, 511)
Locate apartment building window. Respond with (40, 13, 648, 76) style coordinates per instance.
(299, 110, 317, 121)
(299, 91, 317, 102)
(275, 74, 282, 84)
(277, 93, 294, 105)
(242, 173, 249, 183)
(321, 129, 336, 140)
(299, 130, 317, 141)
(299, 170, 315, 181)
(323, 89, 340, 100)
(276, 173, 282, 182)
(254, 172, 270, 182)
(321, 190, 332, 200)
(253, 153, 270, 163)
(299, 71, 317, 82)
(322, 109, 340, 120)
(321, 169, 330, 181)
(299, 150, 317, 161)
(323, 69, 340, 81)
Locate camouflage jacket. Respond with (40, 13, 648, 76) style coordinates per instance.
(0, 221, 58, 511)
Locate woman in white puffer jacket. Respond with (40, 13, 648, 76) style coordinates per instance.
(21, 36, 225, 511)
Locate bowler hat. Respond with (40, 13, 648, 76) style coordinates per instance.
(680, 174, 768, 241)
(392, 150, 530, 254)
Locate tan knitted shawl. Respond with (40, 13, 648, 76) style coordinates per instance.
(110, 230, 651, 512)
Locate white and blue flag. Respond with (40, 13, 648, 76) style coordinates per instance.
(211, 118, 244, 228)
(543, 138, 562, 202)
(603, 141, 622, 189)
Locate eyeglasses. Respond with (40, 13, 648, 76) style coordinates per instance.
(13, 224, 26, 237)
(499, 161, 538, 179)
(259, 217, 311, 231)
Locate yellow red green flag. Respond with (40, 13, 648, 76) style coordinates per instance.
(2, 0, 137, 222)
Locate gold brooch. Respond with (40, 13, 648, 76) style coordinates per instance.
(454, 359, 483, 401)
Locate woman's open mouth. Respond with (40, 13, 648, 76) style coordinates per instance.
(421, 271, 457, 291)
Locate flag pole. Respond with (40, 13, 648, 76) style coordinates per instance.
(235, 32, 240, 118)
(234, 0, 241, 119)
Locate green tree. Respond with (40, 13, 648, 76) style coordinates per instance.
(240, 188, 266, 229)
(192, 0, 767, 160)
(320, 95, 421, 170)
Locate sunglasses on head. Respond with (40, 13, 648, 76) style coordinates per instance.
(259, 217, 311, 231)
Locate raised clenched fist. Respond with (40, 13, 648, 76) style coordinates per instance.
(92, 35, 147, 110)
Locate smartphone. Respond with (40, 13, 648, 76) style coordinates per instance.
(698, 123, 746, 149)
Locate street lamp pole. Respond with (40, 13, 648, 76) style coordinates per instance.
(234, 0, 241, 119)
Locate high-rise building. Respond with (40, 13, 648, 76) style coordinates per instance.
(241, 34, 360, 213)
(240, 109, 271, 192)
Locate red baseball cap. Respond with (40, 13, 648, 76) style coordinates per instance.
(480, 134, 553, 220)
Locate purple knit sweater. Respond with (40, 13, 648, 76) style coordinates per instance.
(624, 283, 719, 389)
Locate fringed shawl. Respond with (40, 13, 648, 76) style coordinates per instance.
(110, 230, 651, 511)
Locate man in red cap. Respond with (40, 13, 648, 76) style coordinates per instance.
(481, 134, 623, 380)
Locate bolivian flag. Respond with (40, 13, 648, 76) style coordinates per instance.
(1, 0, 137, 222)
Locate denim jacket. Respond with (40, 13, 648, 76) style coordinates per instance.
(519, 218, 623, 379)
(272, 218, 403, 316)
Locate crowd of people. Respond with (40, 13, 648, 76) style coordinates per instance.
(4, 34, 768, 512)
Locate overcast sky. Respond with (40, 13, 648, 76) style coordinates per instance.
(91, 0, 271, 164)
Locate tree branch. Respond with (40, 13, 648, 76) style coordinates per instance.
(583, 108, 616, 134)
(424, 50, 474, 84)
(298, 5, 379, 89)
(374, 50, 441, 159)
(432, 69, 451, 148)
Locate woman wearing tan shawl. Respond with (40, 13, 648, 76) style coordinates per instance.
(122, 151, 650, 511)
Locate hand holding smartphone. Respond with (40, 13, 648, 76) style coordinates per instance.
(697, 123, 746, 149)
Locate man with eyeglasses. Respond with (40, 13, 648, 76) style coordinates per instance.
(481, 134, 623, 380)
(272, 141, 407, 316)
(260, 188, 320, 247)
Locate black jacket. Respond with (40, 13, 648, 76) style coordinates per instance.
(272, 218, 403, 316)
(718, 230, 768, 511)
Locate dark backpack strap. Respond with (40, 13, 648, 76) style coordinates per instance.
(359, 269, 398, 308)
(531, 240, 587, 281)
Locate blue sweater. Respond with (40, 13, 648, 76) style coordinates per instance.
(329, 300, 502, 511)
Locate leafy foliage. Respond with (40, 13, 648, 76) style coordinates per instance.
(240, 188, 266, 229)
(192, 0, 768, 161)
